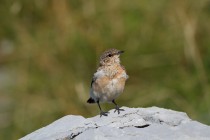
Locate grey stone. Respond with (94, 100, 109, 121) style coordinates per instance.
(20, 107, 210, 140)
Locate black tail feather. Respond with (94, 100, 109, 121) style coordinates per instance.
(87, 98, 96, 104)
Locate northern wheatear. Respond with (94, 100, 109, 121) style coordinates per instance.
(87, 48, 129, 117)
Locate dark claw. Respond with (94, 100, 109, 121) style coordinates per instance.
(100, 111, 109, 117)
(114, 107, 124, 114)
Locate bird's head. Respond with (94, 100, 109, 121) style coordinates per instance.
(99, 48, 124, 66)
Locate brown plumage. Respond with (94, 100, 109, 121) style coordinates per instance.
(87, 48, 129, 117)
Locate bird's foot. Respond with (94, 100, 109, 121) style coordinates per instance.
(114, 106, 124, 114)
(100, 111, 109, 117)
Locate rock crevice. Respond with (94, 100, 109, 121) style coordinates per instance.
(20, 107, 210, 140)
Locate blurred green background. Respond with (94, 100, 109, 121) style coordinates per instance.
(0, 0, 210, 139)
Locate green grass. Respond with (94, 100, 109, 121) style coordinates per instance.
(0, 0, 210, 139)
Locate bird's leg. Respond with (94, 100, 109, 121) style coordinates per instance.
(97, 100, 109, 117)
(112, 100, 124, 114)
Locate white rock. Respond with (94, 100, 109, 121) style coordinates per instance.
(20, 107, 210, 140)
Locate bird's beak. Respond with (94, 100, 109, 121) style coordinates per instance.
(118, 50, 124, 54)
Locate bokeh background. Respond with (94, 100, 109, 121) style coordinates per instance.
(0, 0, 210, 139)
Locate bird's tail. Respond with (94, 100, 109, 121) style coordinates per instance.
(87, 98, 96, 104)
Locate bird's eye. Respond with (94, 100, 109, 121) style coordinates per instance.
(108, 54, 112, 57)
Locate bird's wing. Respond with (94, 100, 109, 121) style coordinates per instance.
(120, 65, 129, 79)
(91, 76, 96, 87)
(91, 69, 105, 87)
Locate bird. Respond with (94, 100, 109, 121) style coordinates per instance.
(87, 48, 129, 117)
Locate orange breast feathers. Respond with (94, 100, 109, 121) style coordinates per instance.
(92, 65, 128, 94)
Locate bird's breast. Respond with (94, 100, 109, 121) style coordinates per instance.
(106, 77, 126, 94)
(92, 72, 127, 102)
(91, 65, 128, 102)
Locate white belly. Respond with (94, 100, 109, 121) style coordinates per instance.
(91, 78, 124, 103)
(90, 68, 128, 103)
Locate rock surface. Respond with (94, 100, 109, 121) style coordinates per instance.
(20, 107, 210, 140)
